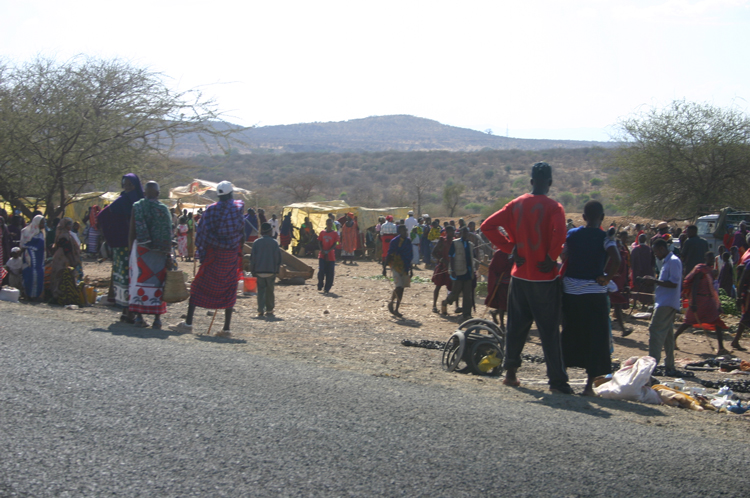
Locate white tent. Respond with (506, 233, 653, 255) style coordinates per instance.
(169, 179, 253, 203)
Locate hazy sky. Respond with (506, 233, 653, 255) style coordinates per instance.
(2, 0, 748, 141)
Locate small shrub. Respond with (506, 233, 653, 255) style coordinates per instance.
(464, 202, 486, 214)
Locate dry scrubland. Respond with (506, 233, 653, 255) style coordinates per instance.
(183, 147, 618, 220)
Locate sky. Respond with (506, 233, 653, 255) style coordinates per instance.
(1, 0, 749, 141)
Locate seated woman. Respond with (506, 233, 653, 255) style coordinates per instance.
(561, 201, 620, 397)
(296, 217, 318, 256)
(50, 217, 83, 306)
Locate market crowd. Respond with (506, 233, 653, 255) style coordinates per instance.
(3, 163, 750, 395)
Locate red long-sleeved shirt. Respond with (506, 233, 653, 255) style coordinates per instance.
(480, 193, 567, 281)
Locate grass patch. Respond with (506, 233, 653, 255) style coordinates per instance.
(476, 281, 488, 297)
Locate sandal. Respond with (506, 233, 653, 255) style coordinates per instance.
(119, 313, 135, 324)
(134, 317, 150, 328)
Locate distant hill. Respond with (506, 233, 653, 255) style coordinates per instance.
(171, 115, 618, 156)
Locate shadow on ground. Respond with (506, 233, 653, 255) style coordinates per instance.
(91, 323, 180, 340)
(517, 386, 666, 419)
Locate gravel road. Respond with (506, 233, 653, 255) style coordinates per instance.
(2, 309, 750, 497)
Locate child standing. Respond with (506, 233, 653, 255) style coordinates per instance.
(5, 247, 26, 297)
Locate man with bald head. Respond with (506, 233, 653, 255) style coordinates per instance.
(128, 181, 173, 329)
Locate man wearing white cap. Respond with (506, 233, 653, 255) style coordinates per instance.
(173, 181, 244, 337)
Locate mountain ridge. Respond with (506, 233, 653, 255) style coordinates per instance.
(172, 115, 618, 156)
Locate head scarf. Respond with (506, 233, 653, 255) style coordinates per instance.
(108, 173, 145, 217)
(20, 215, 45, 247)
(56, 217, 74, 239)
(123, 173, 144, 198)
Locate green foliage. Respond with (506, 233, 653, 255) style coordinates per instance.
(483, 170, 495, 179)
(0, 56, 227, 219)
(719, 288, 740, 316)
(590, 177, 603, 186)
(610, 100, 750, 218)
(590, 191, 602, 200)
(557, 191, 575, 207)
(512, 177, 528, 189)
(464, 202, 486, 213)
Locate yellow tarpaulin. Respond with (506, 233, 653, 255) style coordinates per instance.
(281, 201, 411, 234)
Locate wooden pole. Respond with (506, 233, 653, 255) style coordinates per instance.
(206, 310, 218, 336)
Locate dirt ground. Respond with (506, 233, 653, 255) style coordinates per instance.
(4, 254, 750, 434)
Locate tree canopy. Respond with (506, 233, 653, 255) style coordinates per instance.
(0, 56, 232, 219)
(610, 100, 750, 219)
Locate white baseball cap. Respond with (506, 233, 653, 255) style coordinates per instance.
(216, 181, 233, 195)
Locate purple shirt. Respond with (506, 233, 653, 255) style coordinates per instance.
(196, 199, 245, 252)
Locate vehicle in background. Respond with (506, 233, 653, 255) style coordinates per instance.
(696, 210, 750, 254)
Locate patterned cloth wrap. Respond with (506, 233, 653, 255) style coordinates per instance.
(190, 198, 245, 309)
(128, 198, 172, 315)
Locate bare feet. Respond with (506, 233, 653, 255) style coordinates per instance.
(731, 342, 747, 351)
(580, 388, 598, 397)
(503, 368, 520, 387)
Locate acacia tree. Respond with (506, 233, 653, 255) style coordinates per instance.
(406, 173, 435, 216)
(442, 181, 466, 217)
(610, 100, 750, 219)
(0, 56, 232, 219)
(279, 172, 325, 202)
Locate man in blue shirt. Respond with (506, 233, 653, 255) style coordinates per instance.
(638, 238, 682, 373)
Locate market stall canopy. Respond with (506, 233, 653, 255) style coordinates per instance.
(282, 201, 410, 234)
(169, 179, 252, 203)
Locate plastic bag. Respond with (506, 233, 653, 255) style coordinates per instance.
(594, 356, 662, 404)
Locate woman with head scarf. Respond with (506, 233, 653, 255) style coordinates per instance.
(97, 173, 144, 320)
(50, 217, 83, 305)
(87, 205, 101, 254)
(20, 215, 47, 301)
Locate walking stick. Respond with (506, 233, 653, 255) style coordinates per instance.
(206, 309, 218, 336)
(193, 252, 197, 277)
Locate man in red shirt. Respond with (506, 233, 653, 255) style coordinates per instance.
(481, 162, 573, 394)
(318, 218, 339, 294)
